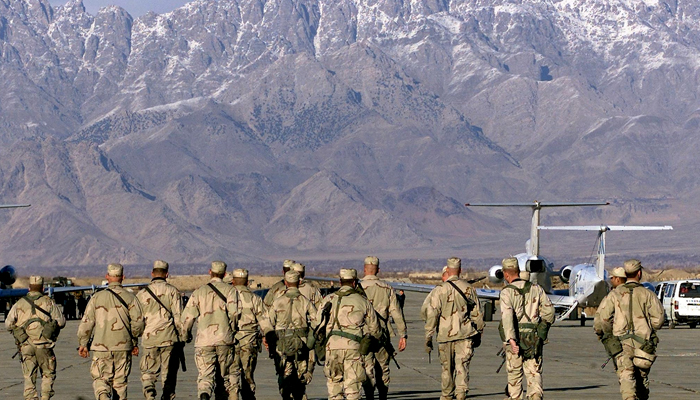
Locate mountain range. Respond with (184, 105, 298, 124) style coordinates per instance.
(0, 0, 696, 269)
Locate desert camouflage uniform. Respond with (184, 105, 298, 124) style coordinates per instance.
(77, 282, 145, 400)
(136, 278, 184, 400)
(182, 278, 241, 399)
(360, 275, 407, 400)
(318, 286, 380, 400)
(267, 287, 318, 400)
(424, 275, 484, 400)
(263, 280, 287, 309)
(594, 282, 664, 400)
(5, 291, 66, 400)
(233, 283, 271, 400)
(298, 279, 322, 383)
(500, 280, 554, 400)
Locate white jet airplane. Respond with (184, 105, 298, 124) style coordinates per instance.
(537, 224, 673, 324)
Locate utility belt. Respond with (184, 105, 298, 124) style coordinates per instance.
(274, 328, 310, 358)
(329, 330, 376, 356)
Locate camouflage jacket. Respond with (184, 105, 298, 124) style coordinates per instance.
(5, 291, 66, 348)
(267, 287, 318, 343)
(361, 275, 407, 338)
(298, 280, 323, 309)
(234, 284, 272, 347)
(77, 282, 145, 351)
(500, 279, 554, 343)
(263, 279, 287, 309)
(593, 281, 664, 341)
(318, 286, 380, 350)
(136, 278, 184, 349)
(182, 278, 240, 348)
(424, 275, 484, 343)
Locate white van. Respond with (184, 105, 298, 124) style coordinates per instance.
(654, 280, 700, 329)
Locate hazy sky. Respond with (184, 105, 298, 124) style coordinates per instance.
(49, 0, 194, 17)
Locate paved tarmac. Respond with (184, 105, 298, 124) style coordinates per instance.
(1, 292, 698, 399)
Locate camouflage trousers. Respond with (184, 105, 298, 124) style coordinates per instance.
(505, 347, 543, 400)
(19, 343, 57, 400)
(324, 348, 366, 400)
(437, 338, 474, 400)
(140, 345, 179, 400)
(233, 343, 259, 399)
(90, 350, 132, 400)
(362, 347, 391, 399)
(274, 350, 310, 400)
(614, 341, 652, 400)
(194, 345, 237, 399)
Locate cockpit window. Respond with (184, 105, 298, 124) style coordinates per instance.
(679, 282, 700, 298)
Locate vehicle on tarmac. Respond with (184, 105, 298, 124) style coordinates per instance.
(655, 279, 700, 329)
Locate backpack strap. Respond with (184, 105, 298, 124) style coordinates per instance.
(21, 296, 53, 320)
(144, 286, 181, 340)
(106, 288, 135, 341)
(504, 282, 533, 324)
(446, 280, 477, 315)
(618, 282, 646, 344)
(207, 283, 239, 331)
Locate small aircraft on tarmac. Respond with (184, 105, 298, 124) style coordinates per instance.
(538, 224, 672, 324)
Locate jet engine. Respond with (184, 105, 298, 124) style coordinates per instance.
(559, 265, 574, 284)
(0, 265, 17, 288)
(488, 265, 504, 284)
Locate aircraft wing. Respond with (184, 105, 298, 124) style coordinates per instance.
(0, 283, 151, 299)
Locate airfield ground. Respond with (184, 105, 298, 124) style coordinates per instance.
(1, 291, 698, 399)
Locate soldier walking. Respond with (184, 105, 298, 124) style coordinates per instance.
(317, 268, 380, 400)
(77, 263, 145, 400)
(182, 261, 241, 400)
(230, 268, 271, 400)
(423, 258, 484, 400)
(5, 276, 66, 400)
(594, 259, 664, 400)
(290, 262, 322, 397)
(135, 260, 185, 400)
(499, 257, 554, 400)
(263, 260, 295, 309)
(264, 270, 318, 400)
(360, 256, 407, 400)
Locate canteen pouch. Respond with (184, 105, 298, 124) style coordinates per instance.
(633, 347, 656, 369)
(536, 321, 551, 342)
(519, 328, 542, 360)
(359, 334, 375, 356)
(42, 320, 61, 342)
(601, 333, 623, 358)
(12, 326, 29, 345)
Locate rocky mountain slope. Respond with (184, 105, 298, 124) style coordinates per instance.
(0, 0, 696, 267)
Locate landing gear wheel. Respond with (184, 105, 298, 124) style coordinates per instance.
(690, 322, 697, 329)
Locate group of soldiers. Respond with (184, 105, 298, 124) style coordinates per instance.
(4, 255, 664, 400)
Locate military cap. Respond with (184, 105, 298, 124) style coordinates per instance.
(446, 257, 461, 270)
(611, 267, 626, 278)
(211, 261, 227, 274)
(232, 268, 248, 278)
(291, 263, 305, 273)
(153, 260, 169, 271)
(283, 259, 295, 269)
(285, 270, 300, 283)
(107, 263, 124, 277)
(339, 268, 358, 280)
(223, 272, 233, 284)
(442, 266, 448, 274)
(623, 259, 642, 274)
(502, 257, 519, 271)
(29, 275, 43, 285)
(364, 256, 379, 266)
